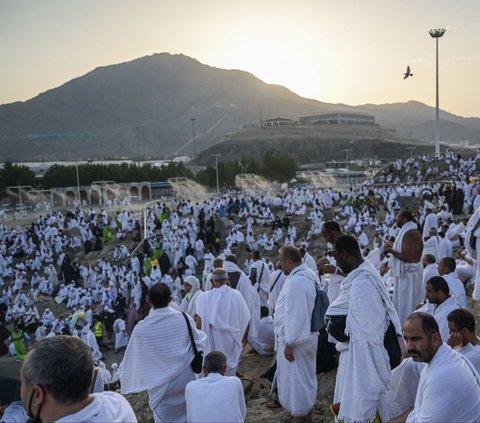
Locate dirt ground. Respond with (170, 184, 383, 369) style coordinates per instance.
(120, 346, 338, 423)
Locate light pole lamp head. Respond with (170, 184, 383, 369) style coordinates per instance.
(429, 28, 446, 38)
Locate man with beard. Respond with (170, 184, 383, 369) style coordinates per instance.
(384, 210, 423, 324)
(390, 312, 480, 422)
(420, 276, 460, 342)
(20, 336, 136, 422)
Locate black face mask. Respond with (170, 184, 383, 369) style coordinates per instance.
(26, 388, 43, 423)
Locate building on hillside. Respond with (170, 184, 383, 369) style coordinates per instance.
(261, 118, 295, 128)
(299, 112, 375, 126)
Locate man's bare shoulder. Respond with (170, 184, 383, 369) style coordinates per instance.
(403, 228, 422, 240)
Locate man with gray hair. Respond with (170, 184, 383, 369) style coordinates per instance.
(195, 268, 251, 376)
(185, 351, 246, 422)
(20, 335, 136, 422)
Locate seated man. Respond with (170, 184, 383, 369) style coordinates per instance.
(421, 254, 438, 293)
(455, 249, 474, 286)
(418, 276, 460, 342)
(389, 312, 480, 422)
(437, 257, 467, 308)
(447, 308, 480, 372)
(248, 306, 274, 355)
(386, 307, 480, 417)
(20, 335, 136, 422)
(185, 351, 246, 423)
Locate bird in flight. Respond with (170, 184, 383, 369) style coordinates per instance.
(404, 65, 413, 79)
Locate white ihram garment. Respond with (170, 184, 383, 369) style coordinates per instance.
(406, 344, 480, 423)
(326, 261, 402, 423)
(443, 272, 467, 309)
(249, 260, 270, 307)
(386, 358, 425, 417)
(113, 318, 129, 350)
(390, 221, 423, 324)
(431, 296, 461, 342)
(185, 373, 247, 423)
(465, 207, 480, 300)
(55, 392, 137, 423)
(195, 284, 250, 376)
(223, 260, 261, 339)
(274, 263, 318, 417)
(121, 307, 206, 423)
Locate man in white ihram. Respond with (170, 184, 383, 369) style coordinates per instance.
(195, 268, 250, 376)
(121, 282, 206, 423)
(249, 250, 270, 308)
(185, 351, 246, 423)
(384, 210, 423, 324)
(274, 245, 318, 423)
(389, 312, 480, 422)
(326, 235, 402, 423)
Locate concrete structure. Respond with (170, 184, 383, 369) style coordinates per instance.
(4, 181, 173, 209)
(261, 118, 295, 127)
(300, 112, 375, 126)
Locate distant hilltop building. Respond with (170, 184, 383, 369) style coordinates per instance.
(261, 117, 295, 128)
(243, 111, 376, 130)
(299, 111, 376, 126)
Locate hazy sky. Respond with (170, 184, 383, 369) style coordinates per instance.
(1, 0, 479, 117)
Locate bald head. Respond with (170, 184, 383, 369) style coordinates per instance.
(211, 268, 229, 287)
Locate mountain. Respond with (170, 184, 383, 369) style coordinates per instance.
(357, 101, 480, 142)
(0, 53, 479, 161)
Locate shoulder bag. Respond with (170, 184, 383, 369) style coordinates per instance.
(181, 312, 203, 373)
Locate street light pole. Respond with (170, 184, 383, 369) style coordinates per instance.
(212, 154, 221, 194)
(407, 147, 416, 160)
(191, 118, 196, 159)
(239, 161, 245, 192)
(429, 28, 446, 158)
(135, 126, 141, 165)
(342, 148, 352, 185)
(75, 162, 81, 206)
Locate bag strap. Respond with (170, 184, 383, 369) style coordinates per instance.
(270, 271, 283, 293)
(257, 263, 265, 292)
(90, 367, 99, 394)
(471, 218, 480, 240)
(292, 268, 318, 291)
(182, 312, 198, 355)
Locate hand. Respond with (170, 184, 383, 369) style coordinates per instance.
(322, 264, 337, 274)
(242, 335, 248, 347)
(284, 344, 295, 362)
(447, 331, 463, 348)
(384, 242, 393, 253)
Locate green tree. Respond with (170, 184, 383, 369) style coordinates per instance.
(40, 161, 194, 189)
(0, 162, 36, 197)
(195, 167, 217, 188)
(259, 150, 296, 183)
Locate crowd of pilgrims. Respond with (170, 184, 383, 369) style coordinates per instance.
(1, 148, 480, 421)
